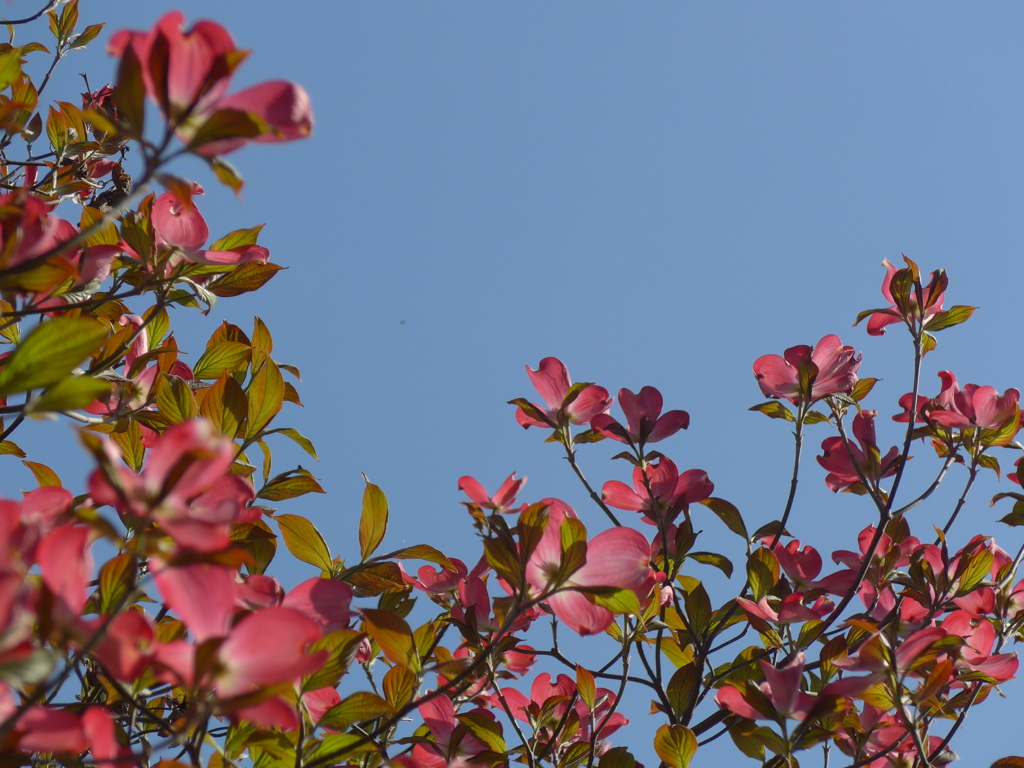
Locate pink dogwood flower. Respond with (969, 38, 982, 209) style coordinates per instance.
(753, 335, 861, 406)
(458, 473, 527, 515)
(88, 419, 257, 552)
(817, 410, 901, 493)
(151, 183, 270, 265)
(927, 371, 1020, 432)
(109, 13, 313, 156)
(525, 500, 657, 635)
(497, 672, 628, 745)
(512, 357, 611, 431)
(716, 653, 818, 722)
(601, 458, 713, 525)
(590, 386, 689, 447)
(864, 258, 947, 336)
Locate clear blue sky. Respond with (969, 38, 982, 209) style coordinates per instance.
(12, 1, 1024, 764)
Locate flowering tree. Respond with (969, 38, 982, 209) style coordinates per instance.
(1, 4, 1023, 768)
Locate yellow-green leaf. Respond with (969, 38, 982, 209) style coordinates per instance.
(318, 691, 395, 730)
(382, 665, 417, 709)
(275, 514, 332, 571)
(654, 724, 697, 768)
(99, 553, 136, 615)
(0, 317, 107, 398)
(576, 664, 595, 710)
(362, 609, 419, 672)
(22, 461, 61, 487)
(155, 373, 197, 425)
(192, 340, 250, 381)
(245, 359, 284, 439)
(199, 373, 247, 438)
(258, 471, 325, 501)
(27, 375, 110, 414)
(359, 476, 388, 560)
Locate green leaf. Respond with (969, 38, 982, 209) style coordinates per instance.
(749, 401, 794, 421)
(264, 426, 318, 460)
(850, 377, 879, 402)
(362, 609, 419, 672)
(192, 340, 250, 381)
(599, 748, 636, 768)
(258, 470, 325, 501)
(0, 49, 22, 91)
(22, 461, 61, 487)
(250, 316, 272, 373)
(0, 441, 25, 457)
(274, 514, 332, 571)
(210, 224, 264, 252)
(0, 317, 107, 398)
(384, 544, 455, 571)
(99, 553, 135, 615)
(27, 375, 110, 414)
(209, 156, 244, 195)
(584, 586, 641, 616)
(802, 409, 830, 425)
(306, 734, 377, 763)
(688, 551, 734, 578)
(346, 562, 408, 597)
(666, 663, 699, 719)
(382, 665, 417, 709)
(245, 359, 284, 439)
(955, 549, 994, 595)
(207, 264, 286, 301)
(188, 108, 266, 151)
(924, 304, 976, 332)
(654, 724, 697, 768)
(746, 548, 780, 601)
(457, 711, 507, 753)
(79, 206, 119, 248)
(699, 497, 747, 539)
(113, 42, 144, 137)
(110, 420, 146, 472)
(576, 664, 596, 710)
(199, 374, 247, 438)
(359, 476, 389, 560)
(318, 691, 395, 730)
(69, 22, 104, 49)
(484, 536, 521, 589)
(155, 373, 197, 425)
(683, 583, 712, 634)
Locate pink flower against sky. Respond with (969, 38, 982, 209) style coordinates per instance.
(109, 12, 312, 156)
(591, 385, 689, 447)
(524, 500, 656, 635)
(817, 410, 901, 493)
(513, 357, 611, 430)
(753, 334, 861, 405)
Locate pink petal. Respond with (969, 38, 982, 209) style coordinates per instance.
(601, 481, 645, 512)
(566, 384, 612, 424)
(647, 409, 690, 442)
(38, 525, 92, 615)
(457, 476, 490, 506)
(572, 526, 654, 594)
(526, 358, 571, 410)
(753, 353, 799, 400)
(152, 187, 209, 251)
(282, 578, 355, 632)
(715, 685, 765, 720)
(545, 590, 613, 636)
(760, 653, 805, 718)
(153, 561, 236, 642)
(217, 607, 325, 697)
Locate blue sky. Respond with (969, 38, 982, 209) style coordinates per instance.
(11, 1, 1024, 764)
